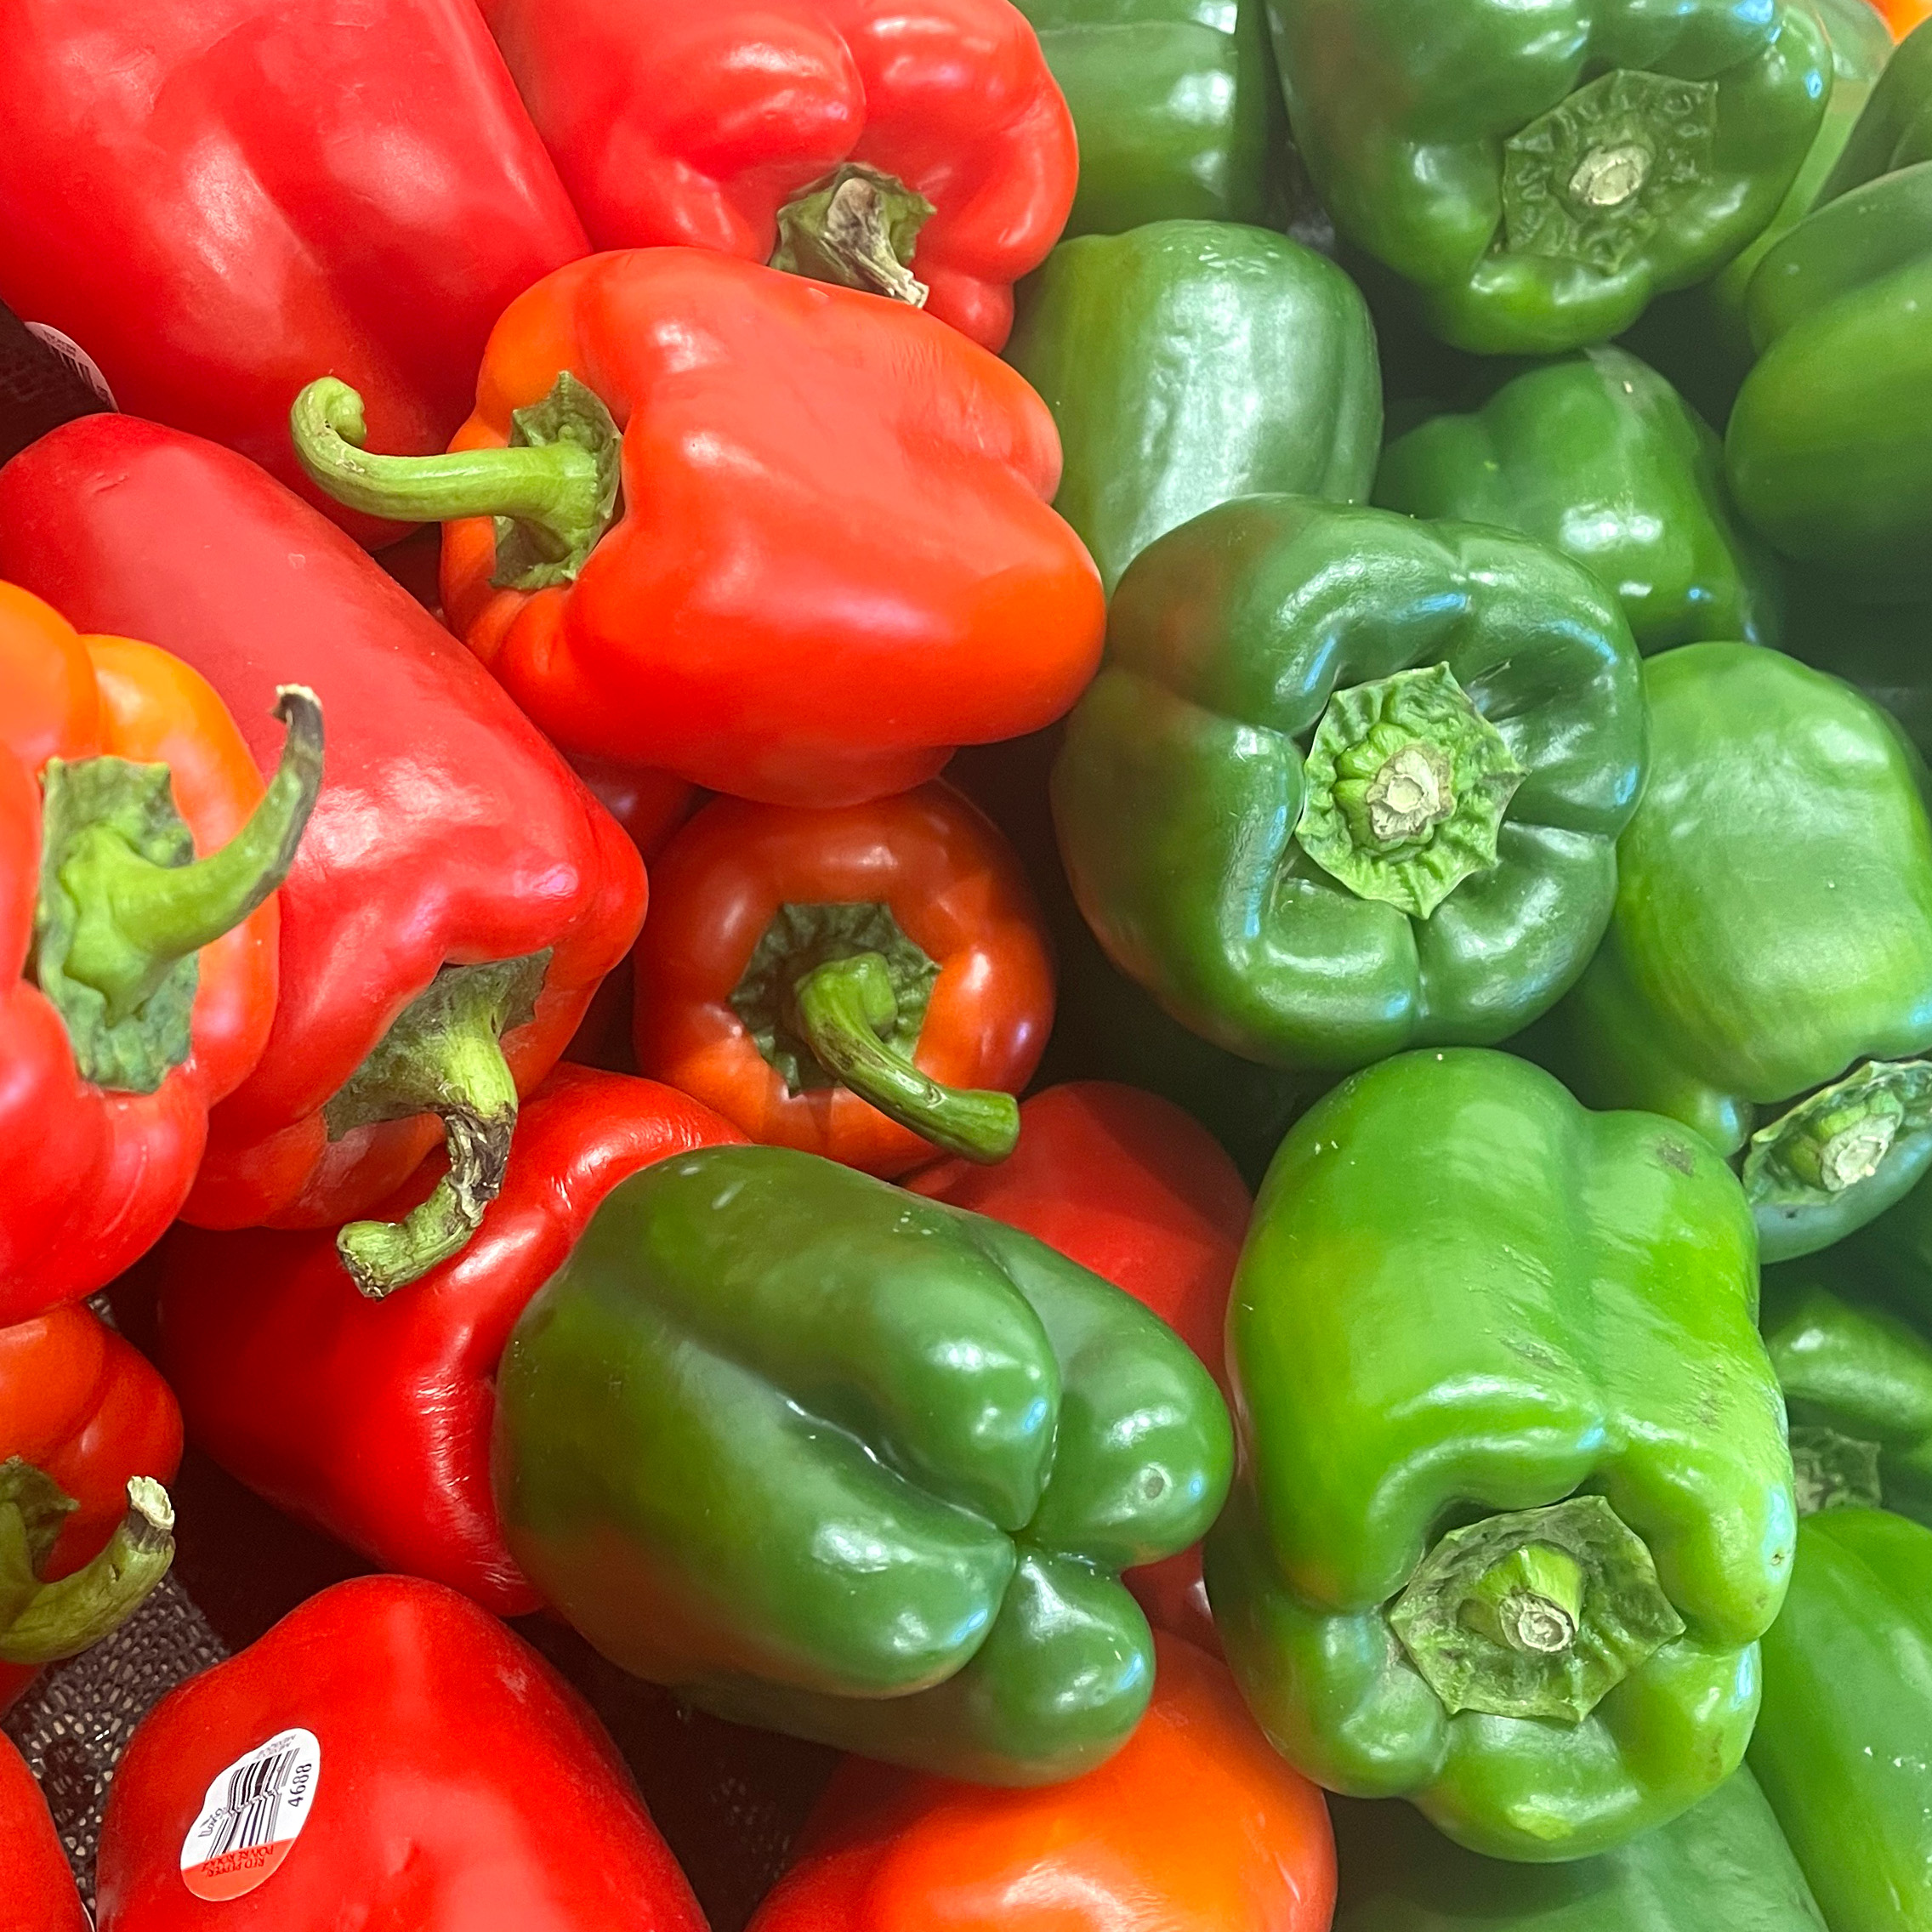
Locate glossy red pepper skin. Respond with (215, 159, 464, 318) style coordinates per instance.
(0, 584, 284, 1316)
(152, 1068, 742, 1615)
(748, 1634, 1334, 1931)
(479, 0, 1074, 351)
(0, 0, 587, 544)
(907, 1081, 1250, 1651)
(438, 250, 1105, 807)
(93, 1575, 707, 1932)
(0, 417, 645, 1236)
(1, 1734, 88, 1932)
(0, 1304, 185, 1713)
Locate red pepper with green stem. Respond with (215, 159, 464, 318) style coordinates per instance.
(151, 1067, 743, 1614)
(908, 1080, 1250, 1652)
(0, 0, 587, 543)
(633, 784, 1052, 1176)
(0, 580, 321, 1320)
(0, 413, 646, 1299)
(287, 247, 1106, 807)
(478, 0, 1077, 350)
(2, 1733, 88, 1932)
(1, 1304, 184, 1716)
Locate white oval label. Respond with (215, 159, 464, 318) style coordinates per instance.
(179, 1728, 321, 1902)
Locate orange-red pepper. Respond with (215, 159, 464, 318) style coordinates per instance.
(634, 783, 1053, 1175)
(287, 248, 1105, 807)
(0, 580, 320, 1320)
(747, 1634, 1336, 1932)
(2, 1733, 87, 1932)
(2, 1304, 184, 1714)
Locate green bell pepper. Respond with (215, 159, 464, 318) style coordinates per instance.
(1752, 1509, 1932, 1932)
(1376, 345, 1781, 654)
(1728, 22, 1932, 601)
(1625, 0, 1896, 424)
(1003, 221, 1382, 593)
(490, 1144, 1233, 1786)
(1205, 1048, 1795, 1863)
(1541, 642, 1932, 1262)
(1759, 1259, 1932, 1522)
(1264, 0, 1831, 354)
(1012, 0, 1285, 235)
(1333, 1770, 1825, 1932)
(1052, 496, 1646, 1074)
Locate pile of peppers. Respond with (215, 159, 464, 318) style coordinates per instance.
(2, 0, 1931, 1924)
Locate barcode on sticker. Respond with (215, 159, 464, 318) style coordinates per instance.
(22, 322, 116, 409)
(179, 1728, 321, 1902)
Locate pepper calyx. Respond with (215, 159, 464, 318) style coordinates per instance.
(770, 163, 935, 309)
(1296, 662, 1524, 919)
(1744, 1059, 1932, 1208)
(1388, 1495, 1685, 1724)
(1787, 1423, 1884, 1517)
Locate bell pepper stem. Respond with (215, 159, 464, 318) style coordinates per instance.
(1460, 1543, 1585, 1655)
(0, 1474, 175, 1667)
(288, 377, 606, 563)
(792, 952, 1019, 1165)
(770, 163, 935, 308)
(329, 952, 550, 1299)
(54, 685, 323, 1024)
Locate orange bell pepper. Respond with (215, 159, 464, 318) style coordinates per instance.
(634, 782, 1053, 1175)
(747, 1634, 1337, 1932)
(1878, 0, 1932, 33)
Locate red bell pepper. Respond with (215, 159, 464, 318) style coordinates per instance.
(908, 1081, 1250, 1651)
(634, 783, 1052, 1176)
(2, 1304, 185, 1714)
(748, 1633, 1334, 1932)
(478, 0, 1076, 351)
(286, 248, 1106, 806)
(0, 415, 646, 1299)
(2, 1734, 88, 1932)
(0, 0, 588, 544)
(151, 1066, 742, 1615)
(93, 1574, 707, 1931)
(0, 579, 321, 1319)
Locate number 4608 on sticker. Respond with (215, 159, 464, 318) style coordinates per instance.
(179, 1730, 322, 1902)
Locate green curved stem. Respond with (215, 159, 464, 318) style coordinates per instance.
(328, 952, 550, 1298)
(792, 952, 1019, 1165)
(0, 1465, 175, 1667)
(55, 685, 323, 1024)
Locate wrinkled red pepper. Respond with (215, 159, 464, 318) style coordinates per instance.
(479, 0, 1075, 350)
(2, 1733, 88, 1932)
(909, 1081, 1250, 1651)
(152, 1067, 742, 1615)
(1, 1304, 184, 1715)
(287, 248, 1106, 807)
(0, 0, 587, 543)
(93, 1575, 707, 1931)
(0, 416, 646, 1299)
(0, 580, 321, 1321)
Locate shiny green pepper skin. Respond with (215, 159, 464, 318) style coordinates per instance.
(1542, 643, 1932, 1261)
(1207, 1049, 1794, 1863)
(1729, 22, 1932, 602)
(1377, 345, 1781, 653)
(1264, 0, 1831, 353)
(1332, 1770, 1825, 1932)
(1004, 221, 1382, 593)
(1052, 496, 1646, 1073)
(1012, 0, 1285, 235)
(1752, 1509, 1932, 1932)
(491, 1145, 1232, 1786)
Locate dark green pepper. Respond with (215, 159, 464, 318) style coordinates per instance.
(1759, 1259, 1932, 1522)
(1752, 1509, 1932, 1932)
(1729, 21, 1932, 600)
(1375, 346, 1781, 653)
(1333, 1770, 1825, 1932)
(1541, 642, 1932, 1262)
(1052, 496, 1646, 1073)
(1206, 1048, 1795, 1863)
(491, 1144, 1232, 1785)
(1264, 0, 1831, 353)
(1011, 0, 1284, 235)
(1004, 221, 1382, 593)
